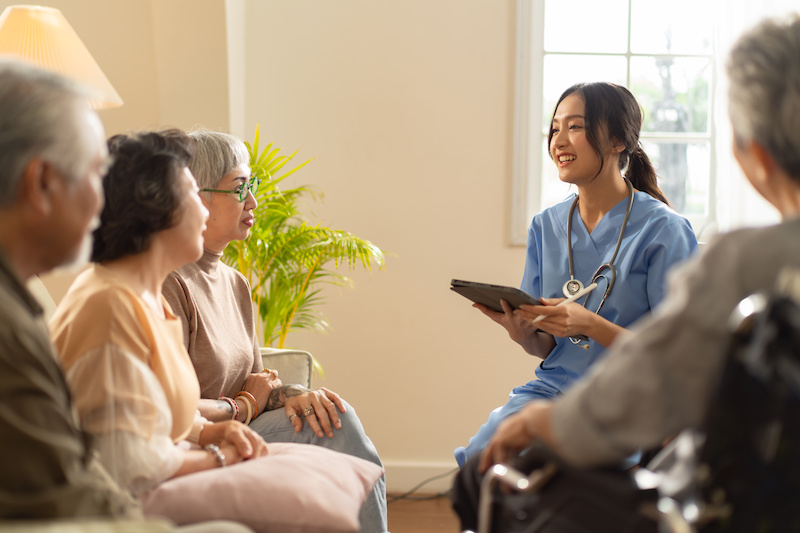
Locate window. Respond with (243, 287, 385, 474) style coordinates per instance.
(511, 0, 791, 245)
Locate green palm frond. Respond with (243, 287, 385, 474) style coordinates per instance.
(222, 124, 386, 351)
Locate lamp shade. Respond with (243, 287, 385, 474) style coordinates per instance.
(0, 4, 122, 109)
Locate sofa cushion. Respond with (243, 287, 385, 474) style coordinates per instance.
(140, 442, 382, 533)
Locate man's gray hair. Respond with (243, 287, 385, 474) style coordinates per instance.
(727, 14, 800, 179)
(0, 60, 94, 207)
(187, 130, 250, 190)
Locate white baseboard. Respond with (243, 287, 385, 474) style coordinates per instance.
(384, 460, 459, 494)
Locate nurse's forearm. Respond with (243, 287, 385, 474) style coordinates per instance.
(520, 330, 557, 358)
(587, 316, 627, 348)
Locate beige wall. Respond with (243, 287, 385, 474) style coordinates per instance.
(241, 1, 532, 491)
(3, 0, 231, 299)
(9, 0, 536, 492)
(0, 0, 230, 135)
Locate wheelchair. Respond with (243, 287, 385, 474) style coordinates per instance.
(462, 282, 800, 533)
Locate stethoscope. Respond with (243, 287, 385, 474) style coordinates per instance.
(562, 178, 634, 342)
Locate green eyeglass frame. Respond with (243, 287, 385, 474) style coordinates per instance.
(201, 176, 261, 202)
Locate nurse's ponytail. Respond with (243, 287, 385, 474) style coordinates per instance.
(624, 145, 668, 205)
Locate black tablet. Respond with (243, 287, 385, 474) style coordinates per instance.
(450, 279, 541, 313)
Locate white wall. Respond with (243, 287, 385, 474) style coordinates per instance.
(11, 0, 537, 492)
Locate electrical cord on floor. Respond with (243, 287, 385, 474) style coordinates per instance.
(387, 467, 459, 503)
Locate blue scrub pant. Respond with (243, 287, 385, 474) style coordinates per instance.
(454, 380, 641, 469)
(454, 380, 559, 468)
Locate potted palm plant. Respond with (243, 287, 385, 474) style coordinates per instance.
(222, 125, 386, 353)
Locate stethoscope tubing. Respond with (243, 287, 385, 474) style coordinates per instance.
(566, 177, 634, 315)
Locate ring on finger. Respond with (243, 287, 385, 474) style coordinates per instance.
(303, 406, 315, 417)
(288, 413, 298, 421)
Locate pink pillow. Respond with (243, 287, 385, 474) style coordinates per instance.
(140, 442, 383, 533)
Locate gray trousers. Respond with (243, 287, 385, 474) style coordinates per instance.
(249, 400, 388, 533)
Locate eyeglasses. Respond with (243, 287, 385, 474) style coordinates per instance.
(201, 176, 261, 202)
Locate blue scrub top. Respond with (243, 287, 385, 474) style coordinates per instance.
(521, 191, 698, 392)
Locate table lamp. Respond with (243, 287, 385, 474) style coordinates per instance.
(0, 4, 122, 109)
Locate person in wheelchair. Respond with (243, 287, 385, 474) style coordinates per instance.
(452, 13, 800, 532)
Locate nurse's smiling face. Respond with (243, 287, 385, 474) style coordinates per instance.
(549, 93, 604, 186)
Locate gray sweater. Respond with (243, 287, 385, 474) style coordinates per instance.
(553, 216, 800, 467)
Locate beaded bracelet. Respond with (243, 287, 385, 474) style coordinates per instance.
(219, 396, 239, 421)
(235, 390, 259, 420)
(204, 443, 226, 468)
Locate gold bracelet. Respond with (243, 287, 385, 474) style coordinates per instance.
(235, 391, 258, 421)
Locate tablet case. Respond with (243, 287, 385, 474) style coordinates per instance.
(450, 279, 540, 313)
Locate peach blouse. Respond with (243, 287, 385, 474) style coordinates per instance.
(50, 264, 201, 493)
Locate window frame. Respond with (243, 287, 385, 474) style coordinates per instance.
(511, 0, 719, 244)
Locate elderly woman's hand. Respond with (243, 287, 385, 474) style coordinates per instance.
(201, 420, 268, 461)
(282, 387, 346, 439)
(242, 369, 283, 414)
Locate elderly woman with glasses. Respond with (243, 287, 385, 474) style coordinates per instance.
(161, 130, 387, 533)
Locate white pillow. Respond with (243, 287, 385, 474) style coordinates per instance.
(140, 442, 383, 533)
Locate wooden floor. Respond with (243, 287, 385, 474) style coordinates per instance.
(387, 493, 461, 533)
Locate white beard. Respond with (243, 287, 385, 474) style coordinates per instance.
(57, 234, 92, 274)
(54, 215, 98, 274)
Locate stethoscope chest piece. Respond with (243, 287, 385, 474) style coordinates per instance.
(562, 278, 584, 298)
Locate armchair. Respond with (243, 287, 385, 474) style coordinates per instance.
(260, 347, 313, 390)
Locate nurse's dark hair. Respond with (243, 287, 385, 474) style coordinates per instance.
(548, 82, 669, 205)
(91, 129, 195, 263)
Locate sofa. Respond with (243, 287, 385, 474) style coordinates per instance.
(0, 280, 313, 531)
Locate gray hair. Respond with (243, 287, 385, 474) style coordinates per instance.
(727, 14, 800, 179)
(0, 60, 95, 207)
(187, 130, 250, 190)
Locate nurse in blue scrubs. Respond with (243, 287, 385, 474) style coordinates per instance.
(455, 82, 698, 467)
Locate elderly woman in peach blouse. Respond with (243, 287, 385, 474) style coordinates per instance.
(50, 130, 382, 531)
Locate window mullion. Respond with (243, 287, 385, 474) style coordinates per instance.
(510, 0, 545, 245)
(626, 0, 632, 88)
